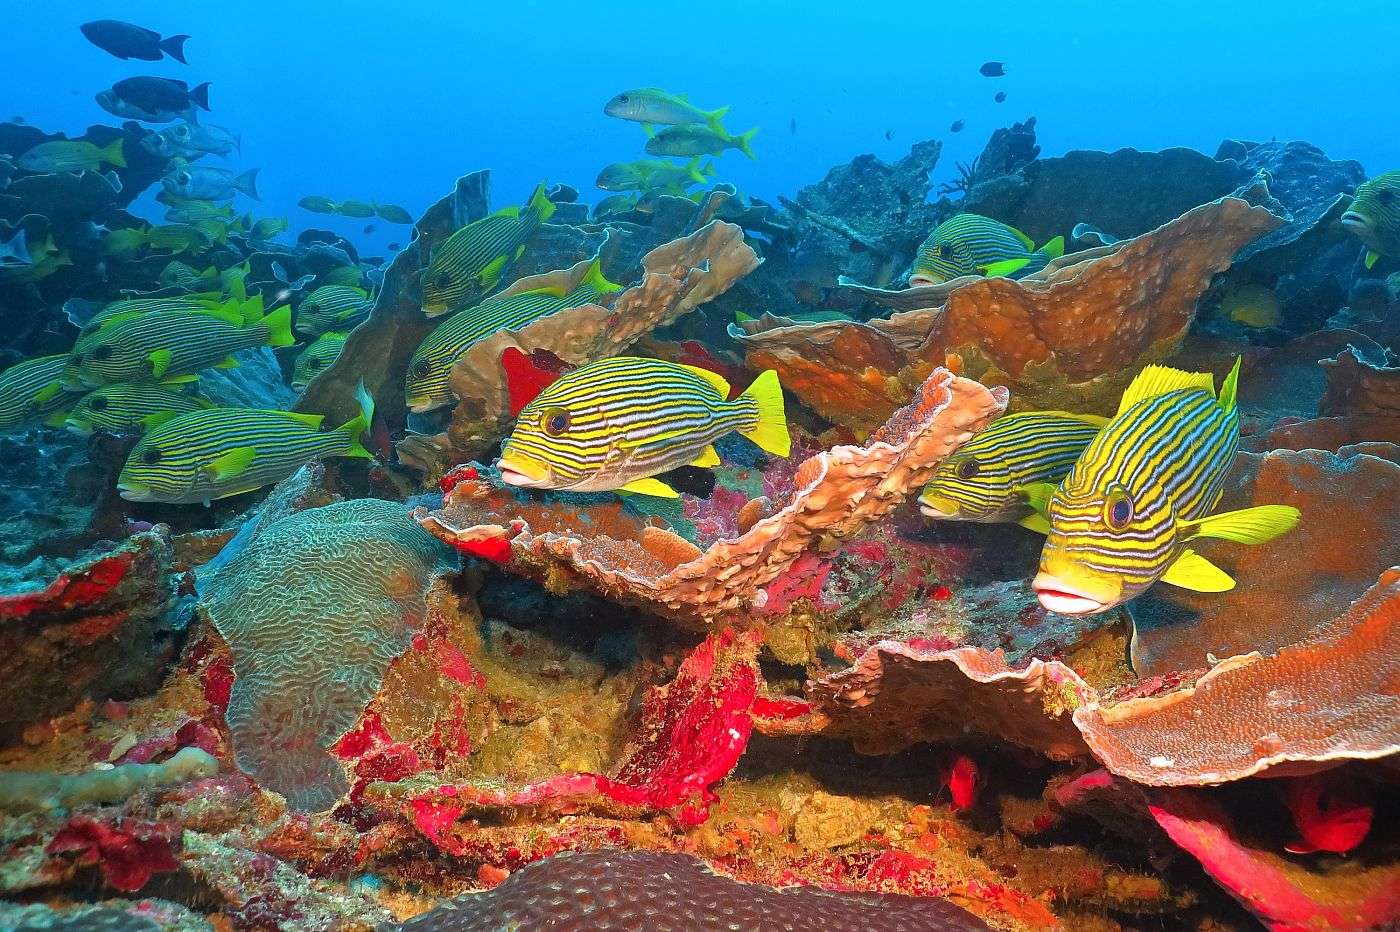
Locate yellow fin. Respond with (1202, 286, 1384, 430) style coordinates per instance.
(1160, 549, 1236, 592)
(33, 381, 64, 404)
(214, 355, 240, 369)
(691, 445, 721, 468)
(1365, 250, 1380, 269)
(148, 349, 173, 378)
(1218, 356, 1242, 414)
(1021, 481, 1057, 517)
(620, 476, 679, 498)
(1035, 410, 1110, 427)
(1037, 235, 1065, 259)
(982, 256, 1031, 277)
(1116, 364, 1217, 415)
(282, 411, 325, 428)
(520, 285, 569, 298)
(493, 205, 521, 219)
(141, 410, 181, 429)
(479, 253, 510, 286)
(1017, 512, 1051, 534)
(680, 364, 731, 398)
(737, 369, 791, 457)
(1008, 224, 1035, 249)
(205, 446, 257, 481)
(1181, 504, 1299, 544)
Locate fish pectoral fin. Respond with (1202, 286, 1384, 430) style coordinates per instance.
(1019, 481, 1058, 517)
(141, 411, 180, 429)
(1160, 549, 1236, 592)
(1017, 513, 1052, 534)
(32, 380, 64, 404)
(980, 257, 1031, 277)
(1365, 250, 1380, 269)
(1180, 505, 1300, 544)
(204, 446, 257, 481)
(214, 355, 240, 369)
(641, 123, 656, 138)
(147, 349, 173, 378)
(619, 477, 680, 498)
(691, 445, 722, 468)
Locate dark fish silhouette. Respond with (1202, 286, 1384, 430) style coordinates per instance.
(979, 61, 1005, 77)
(99, 77, 210, 122)
(789, 117, 796, 134)
(81, 20, 189, 64)
(995, 91, 1007, 103)
(950, 120, 965, 133)
(885, 129, 894, 141)
(363, 224, 376, 234)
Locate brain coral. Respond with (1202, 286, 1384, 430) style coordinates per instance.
(199, 499, 459, 810)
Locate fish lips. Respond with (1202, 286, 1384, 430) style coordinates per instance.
(115, 480, 155, 502)
(1340, 210, 1371, 233)
(1031, 572, 1113, 616)
(496, 455, 552, 489)
(907, 273, 945, 287)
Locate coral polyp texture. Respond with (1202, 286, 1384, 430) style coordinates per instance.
(198, 498, 459, 810)
(418, 368, 1006, 625)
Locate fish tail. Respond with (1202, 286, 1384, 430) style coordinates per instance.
(737, 369, 791, 457)
(525, 181, 556, 228)
(1219, 355, 1243, 414)
(704, 105, 731, 133)
(235, 168, 260, 200)
(578, 256, 623, 295)
(189, 81, 212, 112)
(338, 380, 376, 458)
(1036, 235, 1065, 260)
(735, 127, 759, 161)
(160, 34, 191, 65)
(260, 303, 295, 347)
(101, 138, 127, 169)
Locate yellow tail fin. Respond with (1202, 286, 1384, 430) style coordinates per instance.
(1218, 356, 1242, 414)
(525, 182, 556, 226)
(738, 369, 791, 457)
(101, 138, 126, 169)
(260, 304, 295, 347)
(1037, 235, 1065, 260)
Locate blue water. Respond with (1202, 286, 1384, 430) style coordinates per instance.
(7, 0, 1398, 250)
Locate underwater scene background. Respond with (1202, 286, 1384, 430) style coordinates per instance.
(1, 3, 1399, 930)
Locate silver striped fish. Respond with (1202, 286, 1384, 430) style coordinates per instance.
(0, 355, 81, 430)
(64, 380, 211, 435)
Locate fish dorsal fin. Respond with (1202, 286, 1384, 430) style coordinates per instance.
(1218, 356, 1242, 414)
(691, 445, 721, 468)
(1160, 549, 1236, 592)
(518, 284, 569, 298)
(1180, 504, 1299, 544)
(1036, 410, 1111, 427)
(1008, 224, 1035, 249)
(493, 205, 521, 219)
(205, 446, 257, 481)
(680, 364, 731, 398)
(282, 411, 325, 428)
(148, 349, 173, 378)
(619, 476, 679, 498)
(1116, 364, 1217, 416)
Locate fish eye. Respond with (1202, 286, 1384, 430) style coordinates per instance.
(935, 244, 950, 259)
(618, 94, 629, 103)
(141, 447, 162, 465)
(308, 358, 323, 369)
(90, 396, 109, 410)
(1103, 487, 1134, 531)
(173, 126, 189, 140)
(411, 359, 430, 379)
(955, 457, 980, 479)
(433, 272, 451, 289)
(91, 345, 113, 360)
(540, 406, 570, 436)
(1379, 189, 1395, 206)
(176, 171, 191, 185)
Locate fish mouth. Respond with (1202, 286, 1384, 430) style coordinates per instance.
(1031, 573, 1111, 616)
(907, 274, 945, 287)
(496, 455, 551, 489)
(115, 481, 153, 502)
(918, 494, 959, 519)
(1340, 210, 1371, 232)
(406, 396, 442, 414)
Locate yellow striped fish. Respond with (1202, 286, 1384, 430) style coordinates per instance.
(292, 331, 349, 391)
(294, 285, 372, 337)
(498, 357, 790, 498)
(1031, 358, 1300, 616)
(918, 411, 1108, 532)
(118, 384, 375, 505)
(75, 294, 251, 341)
(421, 183, 556, 317)
(1341, 169, 1400, 268)
(65, 303, 293, 389)
(407, 259, 622, 413)
(64, 381, 212, 435)
(0, 355, 82, 431)
(910, 214, 1064, 286)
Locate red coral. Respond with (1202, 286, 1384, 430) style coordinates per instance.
(47, 816, 180, 892)
(451, 536, 514, 564)
(439, 464, 480, 493)
(502, 347, 571, 416)
(1281, 774, 1372, 855)
(0, 552, 134, 620)
(752, 696, 814, 722)
(759, 552, 834, 615)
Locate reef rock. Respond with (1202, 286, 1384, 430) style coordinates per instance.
(734, 193, 1282, 426)
(1320, 345, 1400, 418)
(417, 368, 1006, 628)
(198, 498, 459, 810)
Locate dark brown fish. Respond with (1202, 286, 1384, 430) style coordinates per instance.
(81, 20, 190, 64)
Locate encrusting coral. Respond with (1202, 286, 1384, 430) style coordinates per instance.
(417, 367, 1006, 627)
(0, 746, 217, 812)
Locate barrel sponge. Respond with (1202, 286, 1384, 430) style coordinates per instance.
(200, 499, 459, 811)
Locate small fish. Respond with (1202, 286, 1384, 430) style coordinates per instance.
(596, 157, 714, 193)
(81, 20, 189, 63)
(143, 120, 239, 158)
(1340, 169, 1399, 268)
(117, 384, 375, 505)
(0, 355, 79, 430)
(980, 61, 1006, 77)
(249, 216, 289, 240)
(592, 194, 637, 219)
(911, 214, 1064, 285)
(498, 356, 790, 498)
(789, 117, 797, 134)
(159, 260, 219, 289)
(1032, 359, 1300, 615)
(950, 120, 965, 133)
(994, 91, 1007, 103)
(407, 258, 621, 412)
(1216, 283, 1281, 329)
(374, 203, 414, 224)
(946, 755, 978, 811)
(603, 88, 729, 132)
(292, 331, 349, 391)
(0, 227, 30, 267)
(65, 302, 294, 389)
(919, 411, 1107, 532)
(17, 139, 126, 173)
(363, 223, 376, 234)
(295, 285, 372, 337)
(386, 242, 401, 251)
(1281, 775, 1372, 855)
(645, 123, 758, 160)
(97, 77, 210, 123)
(162, 165, 259, 201)
(421, 182, 555, 316)
(64, 380, 212, 435)
(298, 195, 339, 214)
(338, 199, 377, 219)
(884, 129, 894, 141)
(164, 200, 234, 224)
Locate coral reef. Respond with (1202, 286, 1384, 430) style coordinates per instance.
(0, 747, 216, 812)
